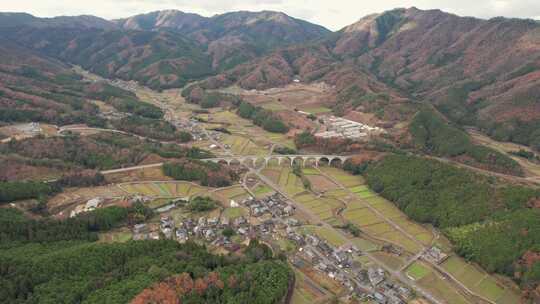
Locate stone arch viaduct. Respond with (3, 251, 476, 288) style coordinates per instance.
(202, 155, 351, 167)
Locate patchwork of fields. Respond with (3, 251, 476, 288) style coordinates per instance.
(222, 134, 268, 156)
(440, 256, 521, 304)
(212, 185, 252, 204)
(319, 168, 431, 254)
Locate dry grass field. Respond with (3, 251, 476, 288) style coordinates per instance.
(118, 181, 206, 199)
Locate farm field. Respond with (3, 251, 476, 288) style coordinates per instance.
(441, 256, 520, 304)
(118, 181, 206, 198)
(213, 185, 251, 203)
(304, 172, 339, 192)
(264, 166, 307, 197)
(350, 237, 380, 252)
(342, 202, 422, 253)
(222, 135, 268, 156)
(48, 185, 126, 215)
(371, 252, 405, 271)
(302, 106, 332, 114)
(300, 225, 347, 247)
(293, 193, 343, 222)
(406, 261, 431, 280)
(222, 207, 248, 219)
(104, 166, 170, 183)
(252, 184, 274, 198)
(290, 269, 327, 304)
(318, 167, 364, 187)
(418, 272, 472, 304)
(210, 109, 295, 149)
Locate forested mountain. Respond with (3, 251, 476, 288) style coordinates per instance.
(0, 8, 538, 147)
(116, 10, 330, 70)
(0, 10, 329, 89)
(202, 7, 540, 149)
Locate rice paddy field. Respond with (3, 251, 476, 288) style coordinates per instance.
(350, 237, 380, 252)
(293, 193, 343, 222)
(222, 134, 268, 156)
(290, 270, 327, 304)
(252, 184, 274, 198)
(406, 262, 432, 280)
(316, 167, 434, 253)
(441, 256, 521, 304)
(118, 181, 206, 198)
(318, 167, 365, 188)
(262, 166, 308, 197)
(212, 185, 251, 204)
(259, 164, 519, 303)
(417, 272, 472, 304)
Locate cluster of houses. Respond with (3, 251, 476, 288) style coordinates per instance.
(287, 231, 411, 304)
(315, 116, 384, 140)
(243, 194, 295, 218)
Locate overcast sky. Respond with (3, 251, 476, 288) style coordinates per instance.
(1, 0, 539, 30)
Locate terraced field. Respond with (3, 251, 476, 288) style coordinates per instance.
(293, 193, 342, 222)
(119, 181, 205, 198)
(441, 256, 521, 304)
(318, 167, 431, 253)
(418, 272, 472, 304)
(222, 135, 268, 156)
(318, 167, 365, 187)
(212, 185, 252, 204)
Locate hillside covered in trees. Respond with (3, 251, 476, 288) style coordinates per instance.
(0, 206, 292, 304)
(163, 159, 238, 187)
(409, 109, 522, 176)
(364, 154, 540, 289)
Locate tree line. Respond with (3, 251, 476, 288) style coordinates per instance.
(163, 160, 238, 187)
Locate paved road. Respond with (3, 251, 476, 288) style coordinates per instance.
(100, 163, 164, 175)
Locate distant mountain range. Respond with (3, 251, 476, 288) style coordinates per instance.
(0, 8, 539, 149)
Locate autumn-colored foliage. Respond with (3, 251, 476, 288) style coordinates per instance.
(132, 272, 231, 303)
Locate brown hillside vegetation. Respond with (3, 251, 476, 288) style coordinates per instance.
(202, 7, 540, 149)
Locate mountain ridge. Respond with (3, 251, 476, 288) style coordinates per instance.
(0, 7, 538, 149)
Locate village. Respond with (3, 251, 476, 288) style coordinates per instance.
(126, 191, 414, 304)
